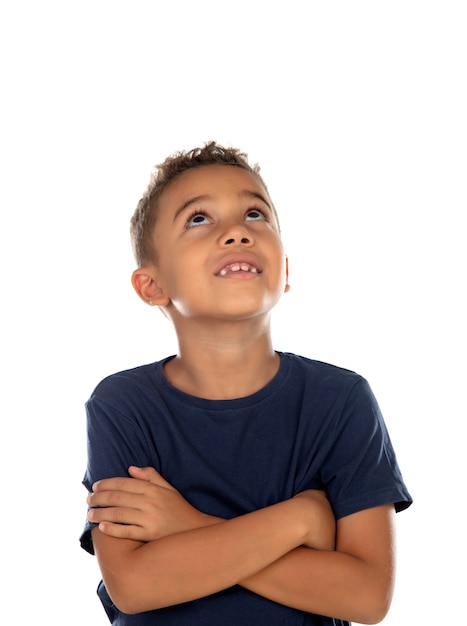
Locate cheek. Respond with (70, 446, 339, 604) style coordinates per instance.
(277, 256, 289, 293)
(265, 255, 288, 297)
(166, 269, 205, 303)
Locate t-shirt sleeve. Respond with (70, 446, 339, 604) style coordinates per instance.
(80, 385, 156, 555)
(318, 377, 412, 520)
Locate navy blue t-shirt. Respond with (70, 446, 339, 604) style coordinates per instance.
(81, 352, 412, 625)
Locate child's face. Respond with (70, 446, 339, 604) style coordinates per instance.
(147, 164, 288, 323)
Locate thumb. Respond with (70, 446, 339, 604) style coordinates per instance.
(128, 465, 171, 487)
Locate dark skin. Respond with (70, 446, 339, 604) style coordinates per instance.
(89, 466, 395, 622)
(87, 165, 397, 622)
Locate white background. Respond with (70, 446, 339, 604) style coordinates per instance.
(1, 1, 465, 624)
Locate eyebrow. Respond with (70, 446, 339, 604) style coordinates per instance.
(173, 195, 212, 222)
(173, 190, 272, 222)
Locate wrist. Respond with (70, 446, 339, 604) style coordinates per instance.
(292, 491, 336, 550)
(199, 512, 224, 527)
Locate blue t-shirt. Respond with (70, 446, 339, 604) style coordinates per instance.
(81, 352, 412, 625)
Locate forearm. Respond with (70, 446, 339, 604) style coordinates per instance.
(90, 469, 393, 622)
(95, 497, 314, 614)
(241, 546, 393, 624)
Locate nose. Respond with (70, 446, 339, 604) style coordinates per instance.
(220, 222, 254, 247)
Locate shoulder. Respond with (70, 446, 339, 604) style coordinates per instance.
(88, 357, 174, 406)
(280, 351, 364, 391)
(281, 351, 360, 376)
(278, 352, 378, 420)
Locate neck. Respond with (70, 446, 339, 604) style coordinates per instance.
(163, 316, 279, 400)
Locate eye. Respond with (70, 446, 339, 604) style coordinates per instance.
(185, 211, 211, 228)
(245, 208, 267, 222)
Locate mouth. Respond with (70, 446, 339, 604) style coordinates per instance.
(214, 254, 263, 278)
(217, 262, 261, 277)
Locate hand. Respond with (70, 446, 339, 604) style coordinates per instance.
(87, 466, 220, 541)
(293, 490, 336, 551)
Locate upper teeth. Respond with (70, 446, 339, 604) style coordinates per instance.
(219, 263, 258, 276)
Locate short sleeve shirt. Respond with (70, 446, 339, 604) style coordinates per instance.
(81, 352, 412, 625)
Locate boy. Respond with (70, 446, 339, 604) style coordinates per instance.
(81, 142, 412, 625)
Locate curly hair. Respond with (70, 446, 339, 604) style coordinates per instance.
(130, 141, 274, 267)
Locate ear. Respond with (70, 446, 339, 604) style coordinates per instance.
(131, 267, 170, 307)
(284, 255, 290, 293)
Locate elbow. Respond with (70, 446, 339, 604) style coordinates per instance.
(105, 586, 158, 616)
(354, 585, 393, 625)
(103, 581, 144, 616)
(357, 609, 389, 625)
(358, 607, 391, 625)
(111, 598, 140, 616)
(112, 593, 144, 616)
(102, 571, 165, 615)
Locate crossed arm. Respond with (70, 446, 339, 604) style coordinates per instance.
(87, 466, 396, 624)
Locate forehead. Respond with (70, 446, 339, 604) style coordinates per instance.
(159, 164, 271, 210)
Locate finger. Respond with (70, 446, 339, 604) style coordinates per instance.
(128, 466, 175, 490)
(127, 466, 160, 481)
(92, 476, 149, 494)
(96, 520, 150, 542)
(88, 505, 144, 527)
(87, 489, 148, 510)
